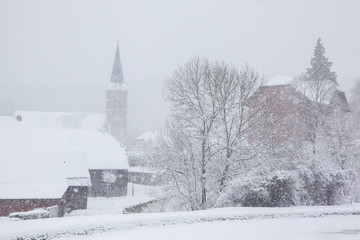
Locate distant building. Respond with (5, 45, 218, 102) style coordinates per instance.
(329, 89, 350, 113)
(127, 131, 159, 185)
(247, 75, 350, 147)
(106, 42, 128, 146)
(133, 130, 158, 151)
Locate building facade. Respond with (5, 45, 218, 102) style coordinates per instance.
(247, 84, 315, 147)
(247, 77, 350, 148)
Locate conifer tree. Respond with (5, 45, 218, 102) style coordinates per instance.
(304, 38, 338, 104)
(306, 38, 337, 85)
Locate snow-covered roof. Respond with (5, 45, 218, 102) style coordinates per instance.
(63, 151, 91, 187)
(0, 115, 128, 170)
(136, 130, 158, 142)
(0, 146, 91, 198)
(15, 111, 105, 131)
(0, 147, 69, 199)
(266, 75, 293, 86)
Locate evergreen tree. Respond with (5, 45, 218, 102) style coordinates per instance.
(300, 38, 338, 104)
(306, 38, 337, 85)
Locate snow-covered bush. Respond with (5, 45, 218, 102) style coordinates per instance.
(217, 173, 269, 207)
(267, 171, 299, 207)
(217, 165, 353, 207)
(217, 170, 299, 207)
(300, 166, 351, 205)
(127, 151, 147, 167)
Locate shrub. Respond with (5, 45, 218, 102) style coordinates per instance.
(217, 167, 351, 207)
(218, 171, 298, 207)
(300, 166, 349, 205)
(267, 171, 297, 207)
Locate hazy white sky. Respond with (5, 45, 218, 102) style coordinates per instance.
(0, 0, 359, 140)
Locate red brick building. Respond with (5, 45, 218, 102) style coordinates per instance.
(247, 76, 349, 148)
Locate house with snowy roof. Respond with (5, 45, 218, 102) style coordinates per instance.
(0, 112, 129, 198)
(0, 146, 90, 217)
(247, 75, 350, 147)
(0, 42, 130, 202)
(133, 130, 158, 151)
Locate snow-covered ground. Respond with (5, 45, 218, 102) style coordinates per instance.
(1, 183, 360, 240)
(57, 215, 360, 240)
(1, 204, 360, 240)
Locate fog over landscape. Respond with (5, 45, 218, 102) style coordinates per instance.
(1, 0, 359, 141)
(2, 1, 360, 239)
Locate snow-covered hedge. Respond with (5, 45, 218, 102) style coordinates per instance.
(300, 166, 353, 205)
(217, 171, 298, 207)
(127, 151, 147, 167)
(217, 166, 352, 207)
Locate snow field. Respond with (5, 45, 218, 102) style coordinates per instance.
(1, 204, 360, 240)
(57, 215, 360, 240)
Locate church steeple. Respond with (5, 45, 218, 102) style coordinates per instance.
(106, 42, 127, 146)
(110, 41, 125, 84)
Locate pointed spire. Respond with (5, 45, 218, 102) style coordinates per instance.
(110, 41, 124, 84)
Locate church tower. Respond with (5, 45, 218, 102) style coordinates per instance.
(106, 42, 127, 145)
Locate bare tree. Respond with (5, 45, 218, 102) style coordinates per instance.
(216, 64, 265, 191)
(162, 57, 222, 209)
(149, 119, 202, 210)
(149, 57, 265, 210)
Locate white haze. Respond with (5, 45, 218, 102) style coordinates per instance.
(0, 0, 359, 143)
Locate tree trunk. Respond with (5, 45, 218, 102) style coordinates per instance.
(219, 148, 231, 192)
(201, 136, 206, 209)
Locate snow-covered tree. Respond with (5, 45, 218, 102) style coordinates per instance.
(304, 38, 337, 104)
(291, 39, 339, 150)
(350, 78, 360, 110)
(162, 57, 222, 209)
(149, 118, 203, 211)
(292, 80, 356, 203)
(350, 78, 360, 138)
(348, 78, 360, 201)
(150, 57, 265, 210)
(215, 64, 265, 192)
